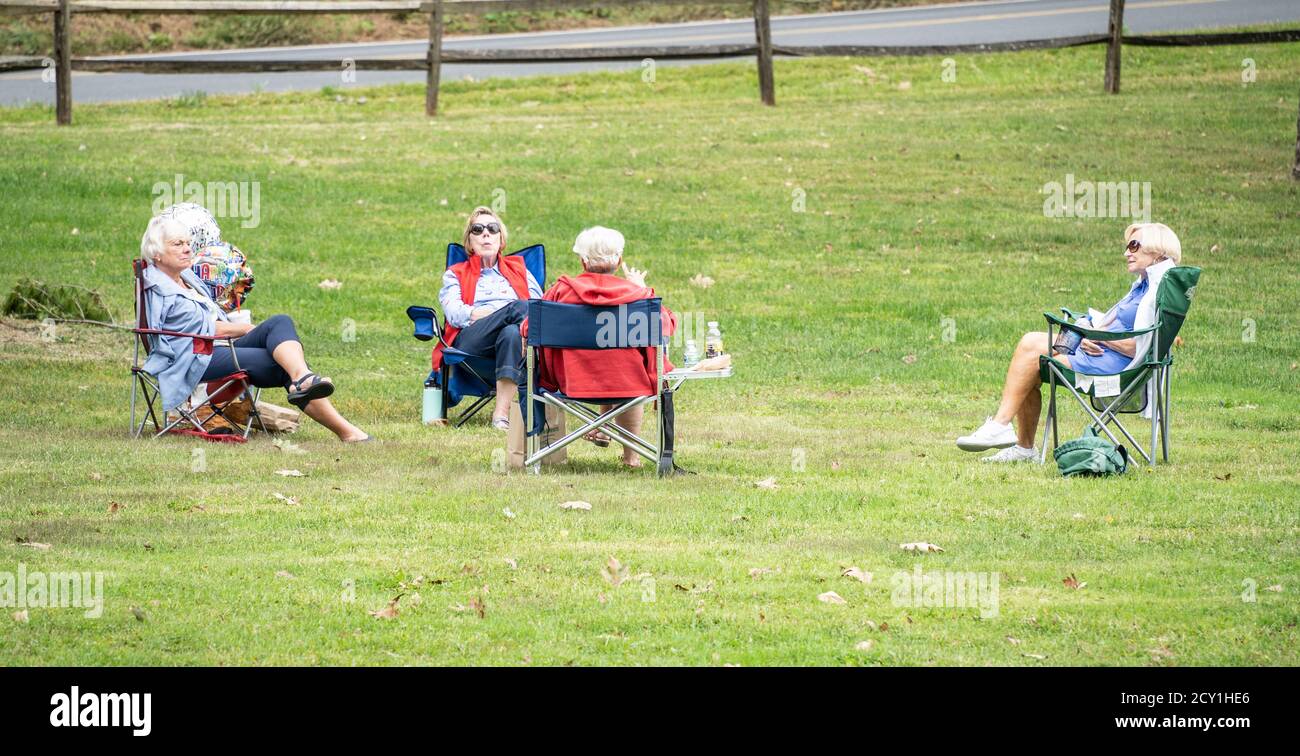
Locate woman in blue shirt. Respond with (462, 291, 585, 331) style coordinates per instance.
(141, 215, 370, 442)
(955, 222, 1183, 462)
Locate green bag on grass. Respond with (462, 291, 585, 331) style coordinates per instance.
(1053, 427, 1129, 477)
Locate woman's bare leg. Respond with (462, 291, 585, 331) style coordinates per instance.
(993, 332, 1069, 444)
(600, 403, 645, 466)
(494, 379, 516, 420)
(301, 397, 368, 442)
(271, 340, 311, 383)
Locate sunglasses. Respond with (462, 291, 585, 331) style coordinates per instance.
(470, 222, 501, 236)
(1126, 239, 1142, 253)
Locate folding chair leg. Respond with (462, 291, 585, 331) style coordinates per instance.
(130, 372, 138, 436)
(1160, 368, 1171, 462)
(1040, 373, 1058, 464)
(525, 395, 659, 467)
(1149, 371, 1160, 468)
(526, 347, 538, 475)
(455, 393, 495, 428)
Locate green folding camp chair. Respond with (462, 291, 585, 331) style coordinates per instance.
(1038, 266, 1201, 467)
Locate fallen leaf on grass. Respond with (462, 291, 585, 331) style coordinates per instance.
(754, 477, 778, 490)
(1022, 653, 1047, 660)
(748, 567, 773, 578)
(468, 597, 486, 619)
(1062, 574, 1087, 590)
(901, 354, 917, 365)
(841, 567, 873, 584)
(317, 279, 342, 290)
(900, 542, 944, 554)
(689, 273, 715, 289)
(831, 460, 841, 471)
(369, 595, 402, 620)
(559, 500, 592, 511)
(271, 493, 300, 506)
(17, 540, 51, 551)
(502, 507, 516, 519)
(1265, 584, 1283, 593)
(896, 80, 912, 91)
(275, 570, 295, 579)
(274, 469, 307, 477)
(13, 610, 29, 623)
(1214, 473, 1232, 481)
(854, 640, 874, 651)
(600, 557, 630, 587)
(272, 438, 306, 455)
(504, 558, 518, 570)
(131, 607, 146, 622)
(1006, 636, 1022, 646)
(108, 502, 123, 514)
(818, 591, 847, 605)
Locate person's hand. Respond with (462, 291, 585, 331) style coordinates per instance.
(1079, 338, 1105, 356)
(469, 306, 493, 324)
(621, 263, 648, 288)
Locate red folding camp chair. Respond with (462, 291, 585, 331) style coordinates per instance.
(129, 259, 264, 442)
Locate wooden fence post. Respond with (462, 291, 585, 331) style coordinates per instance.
(753, 0, 774, 106)
(1293, 87, 1300, 180)
(54, 0, 72, 125)
(426, 0, 444, 117)
(1104, 0, 1124, 94)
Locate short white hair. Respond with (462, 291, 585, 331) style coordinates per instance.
(572, 226, 625, 272)
(140, 216, 190, 263)
(1125, 222, 1182, 265)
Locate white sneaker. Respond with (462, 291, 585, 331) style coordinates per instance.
(956, 417, 1017, 452)
(981, 445, 1037, 463)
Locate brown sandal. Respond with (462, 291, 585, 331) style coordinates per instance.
(583, 430, 611, 448)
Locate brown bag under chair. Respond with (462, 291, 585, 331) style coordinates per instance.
(507, 396, 566, 469)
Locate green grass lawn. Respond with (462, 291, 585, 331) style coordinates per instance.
(1, 40, 1297, 666)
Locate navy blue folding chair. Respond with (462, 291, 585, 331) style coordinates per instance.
(522, 298, 680, 476)
(406, 243, 545, 427)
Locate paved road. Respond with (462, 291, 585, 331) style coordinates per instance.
(2, 0, 1298, 105)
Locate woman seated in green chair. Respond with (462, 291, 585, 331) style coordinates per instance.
(955, 222, 1182, 462)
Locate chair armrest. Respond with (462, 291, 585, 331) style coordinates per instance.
(406, 305, 445, 344)
(1042, 312, 1159, 342)
(133, 327, 217, 355)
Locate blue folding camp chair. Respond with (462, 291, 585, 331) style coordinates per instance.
(521, 298, 682, 476)
(406, 243, 545, 427)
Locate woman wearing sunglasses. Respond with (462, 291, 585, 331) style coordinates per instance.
(955, 222, 1183, 462)
(435, 206, 543, 430)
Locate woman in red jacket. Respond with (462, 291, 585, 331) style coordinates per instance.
(539, 226, 676, 467)
(436, 207, 543, 430)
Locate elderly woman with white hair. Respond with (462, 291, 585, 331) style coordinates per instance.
(956, 222, 1183, 461)
(535, 226, 677, 467)
(139, 215, 370, 442)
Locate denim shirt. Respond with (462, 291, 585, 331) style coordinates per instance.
(439, 259, 543, 329)
(140, 264, 228, 411)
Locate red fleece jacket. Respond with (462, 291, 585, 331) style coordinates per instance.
(536, 272, 677, 398)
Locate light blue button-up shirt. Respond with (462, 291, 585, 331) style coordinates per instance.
(438, 258, 542, 329)
(140, 264, 228, 411)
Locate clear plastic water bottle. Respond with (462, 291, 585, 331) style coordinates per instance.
(705, 322, 723, 359)
(683, 340, 700, 369)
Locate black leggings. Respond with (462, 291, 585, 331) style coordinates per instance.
(200, 313, 299, 389)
